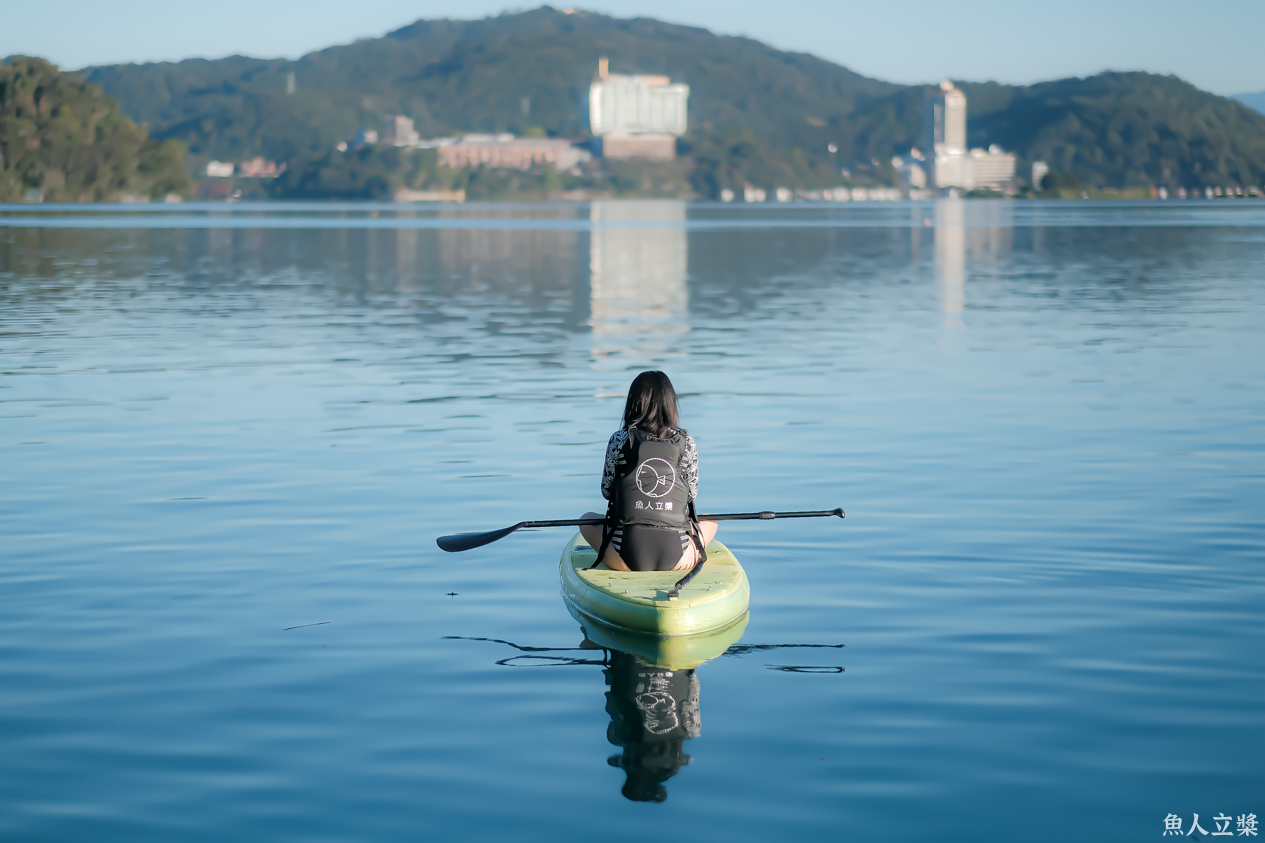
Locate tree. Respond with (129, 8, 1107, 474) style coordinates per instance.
(0, 57, 193, 202)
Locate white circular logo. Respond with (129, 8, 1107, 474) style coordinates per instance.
(635, 458, 677, 498)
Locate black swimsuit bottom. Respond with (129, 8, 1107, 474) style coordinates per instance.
(610, 525, 691, 572)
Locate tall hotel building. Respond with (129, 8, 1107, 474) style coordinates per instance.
(588, 58, 689, 160)
(922, 81, 1014, 191)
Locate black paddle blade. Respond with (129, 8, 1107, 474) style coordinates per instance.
(436, 523, 523, 553)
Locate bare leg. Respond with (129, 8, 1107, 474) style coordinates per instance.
(672, 519, 719, 571)
(578, 512, 630, 571)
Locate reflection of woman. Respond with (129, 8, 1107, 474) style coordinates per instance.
(579, 371, 718, 572)
(604, 649, 700, 802)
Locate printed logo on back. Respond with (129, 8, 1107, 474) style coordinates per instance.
(635, 458, 677, 498)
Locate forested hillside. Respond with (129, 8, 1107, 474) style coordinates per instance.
(78, 7, 1265, 197)
(963, 73, 1265, 189)
(0, 58, 192, 202)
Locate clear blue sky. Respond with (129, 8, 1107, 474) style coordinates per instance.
(5, 0, 1263, 96)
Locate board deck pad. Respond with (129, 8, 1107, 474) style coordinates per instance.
(560, 533, 750, 636)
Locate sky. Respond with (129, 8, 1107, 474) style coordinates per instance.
(4, 0, 1264, 96)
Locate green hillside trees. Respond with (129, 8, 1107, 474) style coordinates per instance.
(0, 57, 192, 202)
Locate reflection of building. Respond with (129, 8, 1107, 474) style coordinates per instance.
(934, 198, 965, 314)
(437, 207, 582, 300)
(438, 135, 590, 171)
(589, 201, 688, 364)
(931, 199, 1015, 315)
(922, 81, 1016, 192)
(589, 58, 688, 161)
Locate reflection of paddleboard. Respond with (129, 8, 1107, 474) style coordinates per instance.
(559, 532, 750, 638)
(570, 604, 748, 670)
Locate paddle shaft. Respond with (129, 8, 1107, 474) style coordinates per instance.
(436, 508, 844, 552)
(520, 509, 842, 528)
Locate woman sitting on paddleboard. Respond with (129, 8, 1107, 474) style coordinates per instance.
(580, 371, 718, 572)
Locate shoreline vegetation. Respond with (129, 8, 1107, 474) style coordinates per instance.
(0, 58, 192, 203)
(6, 7, 1265, 203)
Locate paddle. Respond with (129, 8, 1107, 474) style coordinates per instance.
(436, 508, 844, 553)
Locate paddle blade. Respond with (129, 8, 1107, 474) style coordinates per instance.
(436, 523, 522, 553)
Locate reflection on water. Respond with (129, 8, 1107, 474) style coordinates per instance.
(603, 649, 699, 802)
(447, 632, 845, 803)
(934, 199, 965, 314)
(588, 201, 689, 365)
(933, 199, 1015, 316)
(440, 209, 582, 292)
(2, 202, 1263, 841)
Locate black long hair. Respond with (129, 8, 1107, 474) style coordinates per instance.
(622, 371, 680, 438)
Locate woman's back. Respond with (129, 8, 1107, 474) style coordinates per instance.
(578, 371, 717, 574)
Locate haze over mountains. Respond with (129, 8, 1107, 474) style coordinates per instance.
(1234, 91, 1265, 116)
(51, 7, 1265, 197)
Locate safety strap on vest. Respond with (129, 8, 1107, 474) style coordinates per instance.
(588, 499, 615, 570)
(666, 501, 708, 599)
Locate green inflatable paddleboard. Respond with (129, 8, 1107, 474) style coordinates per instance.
(559, 532, 751, 638)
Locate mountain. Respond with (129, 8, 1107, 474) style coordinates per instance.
(963, 73, 1265, 189)
(1234, 91, 1265, 116)
(82, 7, 908, 195)
(75, 8, 1265, 197)
(0, 57, 193, 202)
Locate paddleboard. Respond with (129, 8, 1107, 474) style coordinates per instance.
(559, 532, 750, 638)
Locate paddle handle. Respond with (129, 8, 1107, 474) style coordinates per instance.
(701, 508, 845, 521)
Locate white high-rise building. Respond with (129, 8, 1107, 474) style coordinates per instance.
(589, 58, 688, 138)
(924, 81, 969, 189)
(922, 81, 1015, 191)
(924, 80, 967, 156)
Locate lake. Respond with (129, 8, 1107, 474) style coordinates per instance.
(1, 200, 1262, 841)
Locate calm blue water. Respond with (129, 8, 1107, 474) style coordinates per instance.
(1, 200, 1262, 841)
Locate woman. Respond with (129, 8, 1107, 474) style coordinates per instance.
(579, 371, 718, 572)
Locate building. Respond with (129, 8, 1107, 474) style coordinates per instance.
(1032, 161, 1049, 190)
(394, 187, 466, 203)
(893, 153, 927, 194)
(237, 157, 282, 178)
(924, 81, 968, 189)
(437, 135, 590, 171)
(589, 58, 688, 160)
(922, 81, 1015, 192)
(970, 145, 1016, 190)
(924, 81, 967, 158)
(595, 134, 676, 161)
(384, 115, 420, 147)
